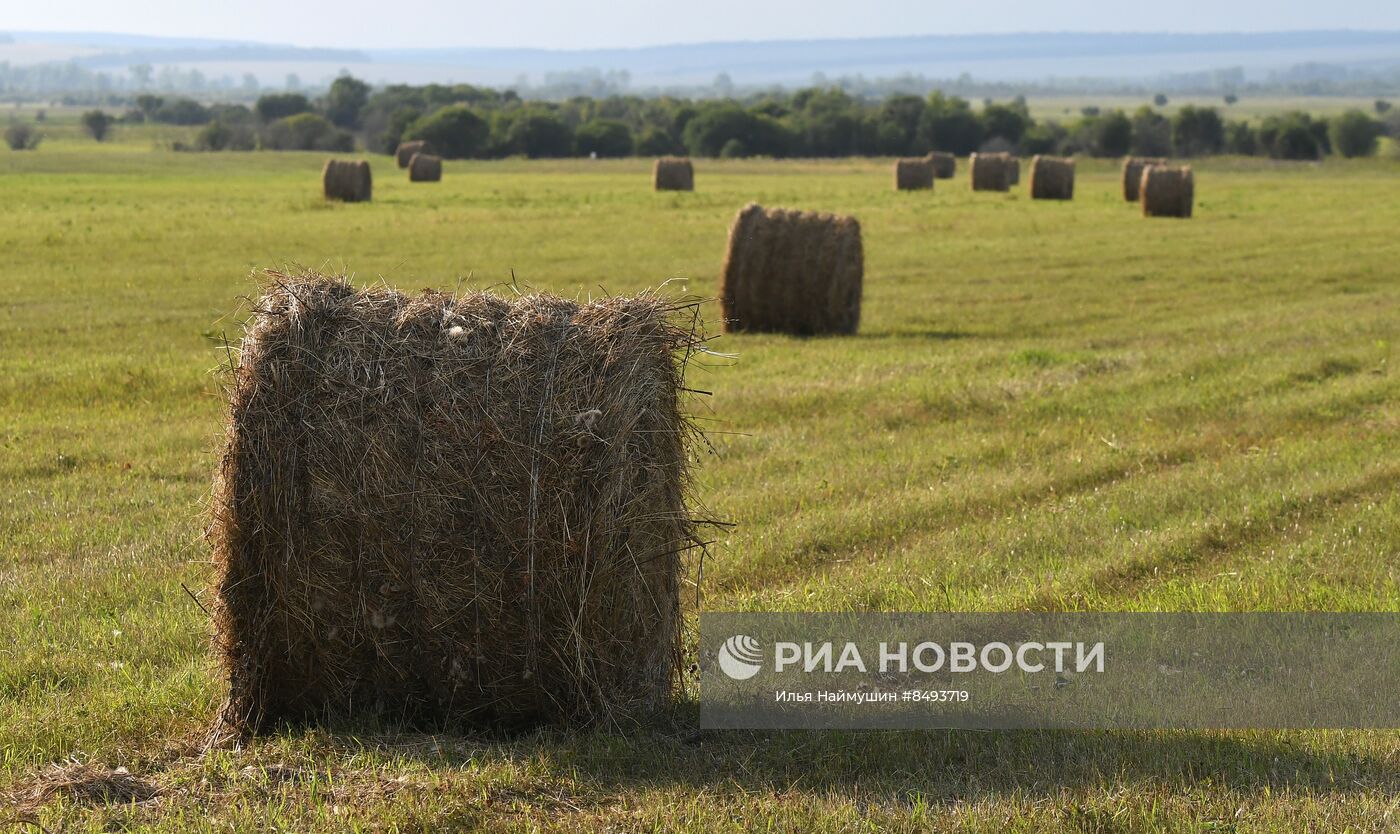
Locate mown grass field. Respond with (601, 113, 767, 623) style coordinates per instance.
(1, 135, 1399, 831)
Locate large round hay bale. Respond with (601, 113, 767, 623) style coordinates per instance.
(321, 159, 372, 203)
(720, 203, 863, 336)
(895, 157, 934, 191)
(1140, 165, 1194, 218)
(211, 272, 705, 733)
(653, 157, 694, 191)
(969, 152, 1012, 192)
(1122, 156, 1168, 202)
(408, 152, 442, 182)
(395, 140, 431, 169)
(926, 151, 956, 179)
(1007, 156, 1021, 186)
(1028, 155, 1075, 200)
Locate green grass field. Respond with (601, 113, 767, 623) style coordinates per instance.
(2, 138, 1399, 831)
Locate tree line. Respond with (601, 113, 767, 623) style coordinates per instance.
(26, 74, 1399, 161)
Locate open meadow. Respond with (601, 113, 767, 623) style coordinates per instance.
(1, 137, 1399, 830)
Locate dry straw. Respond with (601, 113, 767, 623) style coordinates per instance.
(396, 140, 431, 169)
(210, 271, 711, 733)
(969, 152, 1012, 192)
(894, 158, 934, 191)
(1008, 156, 1021, 186)
(1122, 156, 1167, 202)
(322, 159, 372, 203)
(1140, 164, 1194, 218)
(653, 157, 694, 191)
(926, 151, 956, 179)
(720, 203, 863, 335)
(1029, 155, 1075, 200)
(408, 152, 443, 182)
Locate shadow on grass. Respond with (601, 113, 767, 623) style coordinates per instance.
(856, 329, 979, 341)
(306, 704, 1397, 804)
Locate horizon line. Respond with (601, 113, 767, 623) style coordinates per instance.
(7, 27, 1400, 55)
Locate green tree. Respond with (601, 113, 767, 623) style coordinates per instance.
(1309, 118, 1332, 155)
(682, 103, 790, 157)
(81, 110, 114, 141)
(195, 120, 256, 151)
(4, 123, 40, 150)
(720, 138, 748, 158)
(1329, 110, 1381, 158)
(877, 94, 925, 154)
(1225, 121, 1257, 155)
(1275, 125, 1320, 159)
(1020, 121, 1067, 155)
(135, 94, 164, 119)
(1259, 112, 1327, 160)
(1091, 110, 1132, 157)
(255, 93, 312, 123)
(208, 104, 255, 126)
(1153, 93, 1169, 107)
(406, 105, 490, 159)
(152, 98, 211, 125)
(260, 113, 353, 151)
(361, 100, 426, 155)
(918, 93, 984, 155)
(636, 127, 682, 156)
(1130, 107, 1172, 156)
(1171, 106, 1225, 156)
(791, 88, 862, 156)
(982, 101, 1031, 146)
(574, 119, 633, 157)
(324, 75, 371, 128)
(503, 111, 574, 158)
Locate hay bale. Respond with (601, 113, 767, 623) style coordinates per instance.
(408, 152, 442, 182)
(211, 271, 706, 733)
(969, 152, 1012, 192)
(653, 157, 694, 191)
(1140, 165, 1194, 218)
(1122, 156, 1167, 202)
(322, 159, 372, 203)
(1007, 156, 1021, 186)
(926, 151, 956, 179)
(1028, 155, 1075, 200)
(894, 158, 934, 191)
(719, 203, 863, 335)
(395, 140, 431, 169)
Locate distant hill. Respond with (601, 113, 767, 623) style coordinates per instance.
(4, 31, 260, 49)
(2, 29, 1399, 90)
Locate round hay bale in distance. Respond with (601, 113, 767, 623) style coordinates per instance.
(720, 203, 863, 336)
(969, 152, 1012, 192)
(653, 157, 694, 191)
(1028, 155, 1075, 200)
(408, 152, 442, 182)
(395, 140, 431, 169)
(926, 151, 956, 179)
(1007, 156, 1021, 186)
(894, 158, 935, 191)
(1140, 164, 1194, 218)
(1122, 156, 1168, 202)
(211, 271, 708, 732)
(321, 159, 372, 203)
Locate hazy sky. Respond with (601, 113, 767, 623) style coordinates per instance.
(8, 0, 1400, 49)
